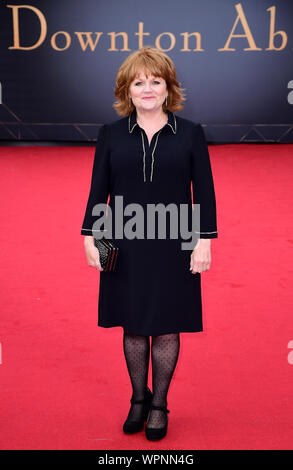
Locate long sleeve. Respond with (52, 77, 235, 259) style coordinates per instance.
(81, 124, 111, 236)
(191, 123, 218, 239)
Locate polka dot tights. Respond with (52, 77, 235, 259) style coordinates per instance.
(123, 328, 180, 429)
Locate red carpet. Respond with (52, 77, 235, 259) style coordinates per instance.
(0, 142, 292, 450)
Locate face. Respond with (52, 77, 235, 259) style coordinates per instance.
(128, 70, 168, 112)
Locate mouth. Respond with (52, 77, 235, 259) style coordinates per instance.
(142, 97, 155, 100)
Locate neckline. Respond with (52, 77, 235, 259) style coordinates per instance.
(136, 111, 168, 131)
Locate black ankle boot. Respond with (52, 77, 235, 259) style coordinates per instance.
(145, 405, 170, 441)
(123, 387, 153, 434)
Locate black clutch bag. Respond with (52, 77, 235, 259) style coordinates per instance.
(94, 237, 118, 272)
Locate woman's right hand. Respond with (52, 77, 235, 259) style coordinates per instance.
(84, 236, 104, 271)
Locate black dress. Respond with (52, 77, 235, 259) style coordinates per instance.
(81, 108, 218, 336)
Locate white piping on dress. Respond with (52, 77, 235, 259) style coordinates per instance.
(166, 118, 176, 134)
(128, 117, 138, 134)
(194, 230, 218, 234)
(140, 130, 147, 182)
(128, 113, 177, 182)
(128, 113, 177, 135)
(150, 130, 162, 182)
(81, 228, 108, 231)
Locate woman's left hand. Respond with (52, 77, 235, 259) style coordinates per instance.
(190, 239, 211, 274)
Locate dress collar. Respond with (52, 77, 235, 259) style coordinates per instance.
(128, 108, 177, 134)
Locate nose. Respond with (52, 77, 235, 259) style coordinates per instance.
(143, 82, 152, 92)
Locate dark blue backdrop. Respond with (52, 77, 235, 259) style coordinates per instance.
(0, 0, 292, 142)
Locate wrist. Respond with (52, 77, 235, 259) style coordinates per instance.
(84, 235, 94, 245)
(194, 238, 211, 249)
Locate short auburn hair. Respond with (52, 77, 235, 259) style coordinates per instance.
(113, 46, 186, 116)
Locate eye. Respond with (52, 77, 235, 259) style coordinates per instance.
(134, 80, 161, 86)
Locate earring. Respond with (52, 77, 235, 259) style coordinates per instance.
(165, 96, 168, 106)
(129, 97, 132, 108)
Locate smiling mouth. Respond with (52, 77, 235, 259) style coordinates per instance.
(143, 97, 155, 99)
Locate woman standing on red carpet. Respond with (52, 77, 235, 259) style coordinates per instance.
(81, 46, 218, 441)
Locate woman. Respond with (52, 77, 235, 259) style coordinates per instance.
(81, 46, 218, 441)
